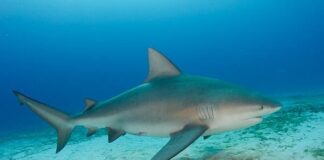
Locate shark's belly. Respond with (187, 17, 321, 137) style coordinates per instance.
(112, 105, 200, 137)
(122, 121, 185, 137)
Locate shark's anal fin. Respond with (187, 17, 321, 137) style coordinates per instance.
(145, 48, 181, 82)
(57, 127, 72, 153)
(151, 124, 208, 160)
(84, 98, 96, 112)
(107, 127, 126, 143)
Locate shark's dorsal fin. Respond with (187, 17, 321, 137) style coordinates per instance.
(84, 98, 96, 112)
(145, 48, 181, 82)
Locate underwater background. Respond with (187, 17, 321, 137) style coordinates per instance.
(1, 0, 324, 159)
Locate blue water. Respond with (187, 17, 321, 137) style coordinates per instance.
(1, 1, 324, 159)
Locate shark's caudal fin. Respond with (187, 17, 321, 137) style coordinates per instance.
(13, 91, 74, 153)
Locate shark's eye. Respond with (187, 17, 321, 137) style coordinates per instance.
(260, 105, 264, 110)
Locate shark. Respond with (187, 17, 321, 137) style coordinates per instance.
(13, 48, 281, 160)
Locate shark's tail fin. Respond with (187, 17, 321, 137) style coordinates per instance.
(13, 91, 75, 153)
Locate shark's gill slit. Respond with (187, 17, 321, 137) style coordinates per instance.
(197, 106, 207, 120)
(204, 106, 210, 119)
(198, 105, 214, 120)
(196, 106, 201, 120)
(209, 105, 214, 120)
(211, 105, 215, 120)
(201, 106, 206, 120)
(207, 105, 211, 119)
(204, 106, 208, 119)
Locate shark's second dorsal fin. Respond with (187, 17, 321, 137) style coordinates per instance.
(84, 98, 96, 112)
(145, 48, 181, 82)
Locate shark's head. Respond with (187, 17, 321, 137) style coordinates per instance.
(213, 88, 281, 130)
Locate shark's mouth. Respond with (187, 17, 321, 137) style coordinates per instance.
(244, 106, 281, 122)
(245, 116, 263, 122)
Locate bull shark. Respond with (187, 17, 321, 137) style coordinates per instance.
(13, 48, 281, 160)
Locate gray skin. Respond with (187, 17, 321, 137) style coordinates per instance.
(74, 75, 280, 137)
(14, 48, 281, 160)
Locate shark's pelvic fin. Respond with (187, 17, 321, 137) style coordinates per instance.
(13, 91, 75, 153)
(107, 127, 126, 143)
(152, 124, 208, 160)
(86, 127, 98, 137)
(84, 98, 96, 112)
(145, 48, 181, 82)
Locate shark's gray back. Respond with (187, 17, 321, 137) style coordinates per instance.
(80, 75, 249, 136)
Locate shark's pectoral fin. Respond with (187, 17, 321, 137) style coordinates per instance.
(107, 127, 126, 143)
(152, 124, 208, 160)
(145, 48, 181, 82)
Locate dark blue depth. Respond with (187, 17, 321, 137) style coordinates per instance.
(0, 0, 323, 132)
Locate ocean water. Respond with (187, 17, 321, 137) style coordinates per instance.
(1, 0, 324, 160)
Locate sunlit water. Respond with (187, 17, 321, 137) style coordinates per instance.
(1, 0, 324, 160)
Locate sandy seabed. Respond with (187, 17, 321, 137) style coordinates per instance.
(1, 95, 324, 160)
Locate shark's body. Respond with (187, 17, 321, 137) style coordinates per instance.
(14, 48, 281, 160)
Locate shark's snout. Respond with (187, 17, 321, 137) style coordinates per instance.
(270, 105, 281, 113)
(270, 100, 282, 112)
(262, 103, 281, 115)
